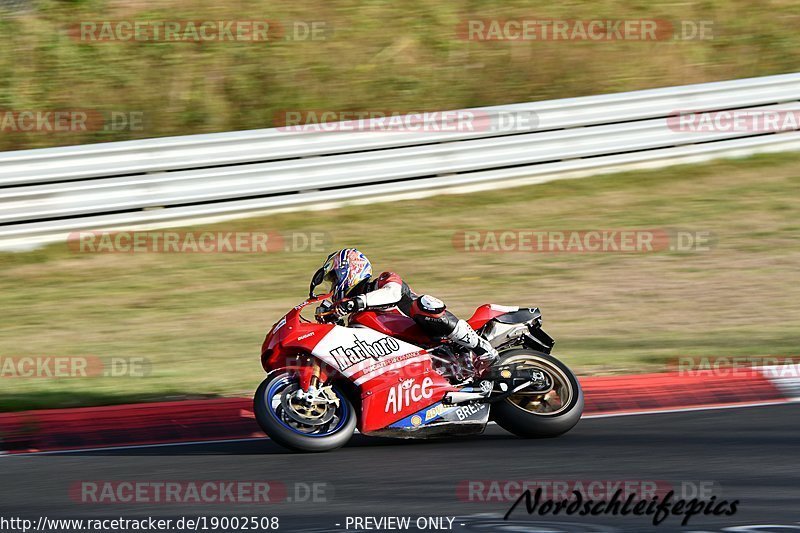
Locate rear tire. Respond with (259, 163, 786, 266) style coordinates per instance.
(254, 371, 356, 452)
(491, 349, 583, 438)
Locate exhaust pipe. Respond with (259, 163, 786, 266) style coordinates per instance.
(444, 391, 487, 404)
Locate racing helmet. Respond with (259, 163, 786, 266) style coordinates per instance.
(310, 248, 372, 301)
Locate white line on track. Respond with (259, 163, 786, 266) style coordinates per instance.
(581, 399, 793, 419)
(0, 436, 268, 457)
(1, 399, 796, 457)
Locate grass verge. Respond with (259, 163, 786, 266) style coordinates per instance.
(2, 0, 800, 150)
(1, 152, 799, 411)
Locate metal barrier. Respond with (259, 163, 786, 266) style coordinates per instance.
(2, 73, 799, 249)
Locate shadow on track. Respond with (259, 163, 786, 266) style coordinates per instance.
(50, 403, 800, 457)
(50, 429, 533, 456)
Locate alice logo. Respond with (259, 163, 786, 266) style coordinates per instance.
(385, 377, 434, 414)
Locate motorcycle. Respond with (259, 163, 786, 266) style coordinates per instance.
(254, 289, 583, 452)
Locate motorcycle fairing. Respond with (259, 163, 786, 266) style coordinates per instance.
(366, 392, 490, 438)
(467, 304, 520, 330)
(495, 307, 542, 324)
(261, 302, 335, 365)
(307, 324, 455, 432)
(307, 324, 424, 381)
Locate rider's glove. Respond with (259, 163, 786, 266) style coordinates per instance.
(315, 300, 338, 323)
(336, 295, 366, 316)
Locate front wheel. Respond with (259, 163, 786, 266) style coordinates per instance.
(491, 349, 583, 438)
(254, 371, 356, 452)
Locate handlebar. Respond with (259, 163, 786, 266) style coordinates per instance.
(296, 292, 338, 323)
(313, 297, 339, 323)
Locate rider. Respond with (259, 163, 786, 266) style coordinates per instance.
(310, 248, 498, 360)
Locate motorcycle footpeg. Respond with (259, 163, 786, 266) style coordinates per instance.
(443, 391, 488, 405)
(443, 379, 495, 405)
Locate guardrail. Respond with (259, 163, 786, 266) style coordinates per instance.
(2, 73, 800, 250)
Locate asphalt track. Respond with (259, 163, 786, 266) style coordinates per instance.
(1, 403, 799, 533)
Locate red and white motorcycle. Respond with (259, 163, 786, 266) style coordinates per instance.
(254, 290, 583, 452)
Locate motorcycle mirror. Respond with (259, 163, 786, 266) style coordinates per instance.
(309, 267, 326, 297)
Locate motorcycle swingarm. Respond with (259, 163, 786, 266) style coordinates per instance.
(456, 363, 552, 405)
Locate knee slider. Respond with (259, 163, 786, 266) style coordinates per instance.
(412, 295, 446, 317)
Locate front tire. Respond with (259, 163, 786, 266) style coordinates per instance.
(254, 371, 356, 452)
(491, 349, 583, 438)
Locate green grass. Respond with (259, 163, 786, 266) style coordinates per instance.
(1, 152, 800, 411)
(2, 0, 800, 150)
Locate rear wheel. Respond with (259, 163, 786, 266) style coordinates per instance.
(254, 371, 356, 452)
(491, 349, 583, 438)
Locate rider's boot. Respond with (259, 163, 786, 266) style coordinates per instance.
(447, 319, 498, 363)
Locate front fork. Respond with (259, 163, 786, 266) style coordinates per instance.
(297, 357, 322, 393)
(309, 359, 321, 390)
(292, 358, 341, 409)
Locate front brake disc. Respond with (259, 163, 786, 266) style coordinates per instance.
(280, 386, 336, 427)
